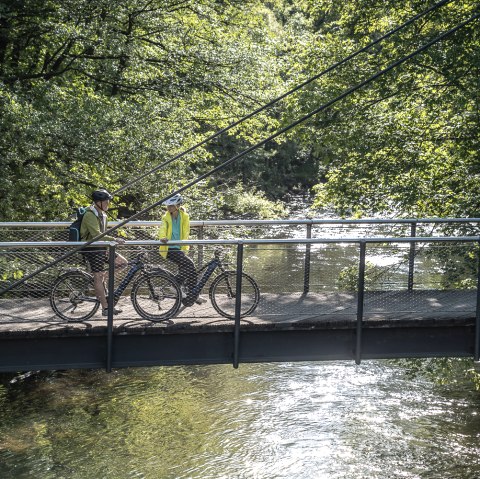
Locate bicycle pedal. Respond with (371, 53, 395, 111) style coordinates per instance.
(182, 298, 195, 307)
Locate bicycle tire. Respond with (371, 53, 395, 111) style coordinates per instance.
(131, 271, 181, 321)
(209, 271, 260, 319)
(50, 270, 100, 321)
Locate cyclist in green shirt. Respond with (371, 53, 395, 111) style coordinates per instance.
(80, 189, 127, 316)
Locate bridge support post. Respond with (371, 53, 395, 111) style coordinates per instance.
(233, 241, 244, 369)
(408, 222, 417, 291)
(197, 224, 204, 267)
(356, 241, 366, 365)
(303, 221, 312, 294)
(106, 243, 116, 373)
(475, 239, 480, 362)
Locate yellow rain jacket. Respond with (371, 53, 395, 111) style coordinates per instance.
(158, 208, 190, 258)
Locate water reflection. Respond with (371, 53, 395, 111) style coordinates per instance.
(1, 362, 479, 479)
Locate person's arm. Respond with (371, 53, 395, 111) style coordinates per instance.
(184, 213, 190, 239)
(159, 216, 168, 243)
(83, 212, 115, 242)
(181, 211, 190, 252)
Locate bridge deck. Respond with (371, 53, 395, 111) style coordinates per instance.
(0, 290, 477, 371)
(0, 289, 476, 336)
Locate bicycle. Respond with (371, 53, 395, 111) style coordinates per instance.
(50, 250, 181, 322)
(176, 247, 260, 320)
(50, 247, 260, 322)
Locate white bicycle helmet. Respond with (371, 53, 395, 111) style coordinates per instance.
(162, 193, 183, 206)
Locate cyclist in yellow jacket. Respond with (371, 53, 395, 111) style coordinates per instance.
(159, 194, 194, 287)
(159, 194, 205, 304)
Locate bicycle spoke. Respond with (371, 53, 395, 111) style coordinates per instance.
(55, 300, 78, 314)
(50, 271, 100, 321)
(210, 271, 260, 319)
(131, 272, 181, 321)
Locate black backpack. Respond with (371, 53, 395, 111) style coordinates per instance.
(68, 207, 88, 241)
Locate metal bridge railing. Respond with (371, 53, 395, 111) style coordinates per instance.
(1, 218, 480, 293)
(2, 218, 480, 240)
(1, 235, 480, 369)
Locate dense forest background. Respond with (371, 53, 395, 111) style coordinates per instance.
(0, 0, 478, 221)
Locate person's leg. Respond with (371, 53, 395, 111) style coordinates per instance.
(114, 253, 128, 269)
(167, 250, 196, 290)
(167, 250, 206, 305)
(93, 271, 108, 310)
(104, 253, 127, 294)
(103, 252, 127, 315)
(84, 249, 122, 315)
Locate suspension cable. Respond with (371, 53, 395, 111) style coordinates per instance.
(1, 11, 478, 296)
(112, 0, 454, 196)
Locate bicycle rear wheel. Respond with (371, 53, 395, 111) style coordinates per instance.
(209, 271, 260, 319)
(50, 270, 100, 321)
(131, 271, 181, 321)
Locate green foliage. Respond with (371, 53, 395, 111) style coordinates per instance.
(285, 0, 480, 218)
(338, 260, 392, 291)
(0, 256, 24, 281)
(394, 357, 480, 391)
(0, 0, 286, 221)
(219, 183, 287, 219)
(1, 0, 479, 222)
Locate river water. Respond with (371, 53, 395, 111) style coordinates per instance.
(1, 199, 480, 478)
(1, 361, 480, 479)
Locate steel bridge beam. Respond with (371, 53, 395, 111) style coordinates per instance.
(0, 324, 474, 372)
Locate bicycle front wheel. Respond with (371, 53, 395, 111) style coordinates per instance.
(131, 272, 181, 321)
(50, 270, 100, 321)
(209, 271, 260, 319)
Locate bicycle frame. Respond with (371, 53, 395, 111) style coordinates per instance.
(111, 259, 144, 302)
(188, 257, 221, 298)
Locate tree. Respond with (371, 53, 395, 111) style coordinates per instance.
(0, 0, 285, 220)
(280, 0, 480, 217)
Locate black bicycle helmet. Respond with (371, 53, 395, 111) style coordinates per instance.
(92, 189, 113, 202)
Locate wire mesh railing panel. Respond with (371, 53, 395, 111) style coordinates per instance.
(363, 243, 411, 291)
(0, 226, 70, 242)
(1, 238, 479, 326)
(196, 223, 304, 240)
(241, 244, 304, 319)
(411, 242, 478, 290)
(243, 244, 305, 294)
(240, 243, 361, 321)
(311, 222, 409, 239)
(0, 244, 89, 322)
(363, 241, 478, 318)
(308, 243, 361, 293)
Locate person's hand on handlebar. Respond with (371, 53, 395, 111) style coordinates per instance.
(160, 237, 168, 243)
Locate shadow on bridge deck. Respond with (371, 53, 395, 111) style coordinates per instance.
(0, 290, 476, 334)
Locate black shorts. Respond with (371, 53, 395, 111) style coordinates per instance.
(82, 247, 108, 273)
